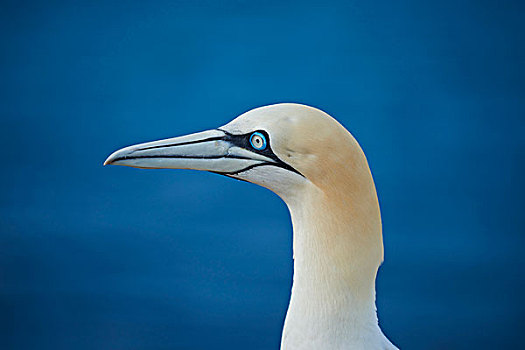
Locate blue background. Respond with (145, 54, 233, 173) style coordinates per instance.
(1, 1, 524, 349)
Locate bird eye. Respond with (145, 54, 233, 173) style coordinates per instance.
(249, 132, 267, 151)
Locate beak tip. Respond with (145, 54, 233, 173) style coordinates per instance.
(104, 152, 119, 166)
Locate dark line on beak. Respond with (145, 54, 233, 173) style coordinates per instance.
(137, 134, 226, 151)
(213, 162, 305, 178)
(111, 154, 258, 163)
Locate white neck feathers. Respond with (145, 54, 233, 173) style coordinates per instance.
(280, 177, 396, 350)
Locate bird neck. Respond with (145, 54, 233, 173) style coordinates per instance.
(280, 182, 386, 349)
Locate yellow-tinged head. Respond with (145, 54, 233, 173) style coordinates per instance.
(105, 103, 377, 207)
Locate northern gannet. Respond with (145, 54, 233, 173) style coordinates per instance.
(105, 103, 398, 350)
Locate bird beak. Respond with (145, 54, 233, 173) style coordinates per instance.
(104, 129, 274, 175)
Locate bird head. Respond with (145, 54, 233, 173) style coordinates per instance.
(105, 103, 369, 203)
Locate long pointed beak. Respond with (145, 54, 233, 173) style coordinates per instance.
(104, 129, 274, 175)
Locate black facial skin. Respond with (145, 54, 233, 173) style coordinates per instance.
(109, 129, 304, 178)
(216, 129, 303, 177)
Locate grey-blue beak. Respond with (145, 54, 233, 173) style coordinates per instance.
(104, 129, 275, 174)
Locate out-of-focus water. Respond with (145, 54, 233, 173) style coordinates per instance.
(1, 1, 524, 349)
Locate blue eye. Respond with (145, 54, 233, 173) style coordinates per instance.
(249, 132, 267, 150)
